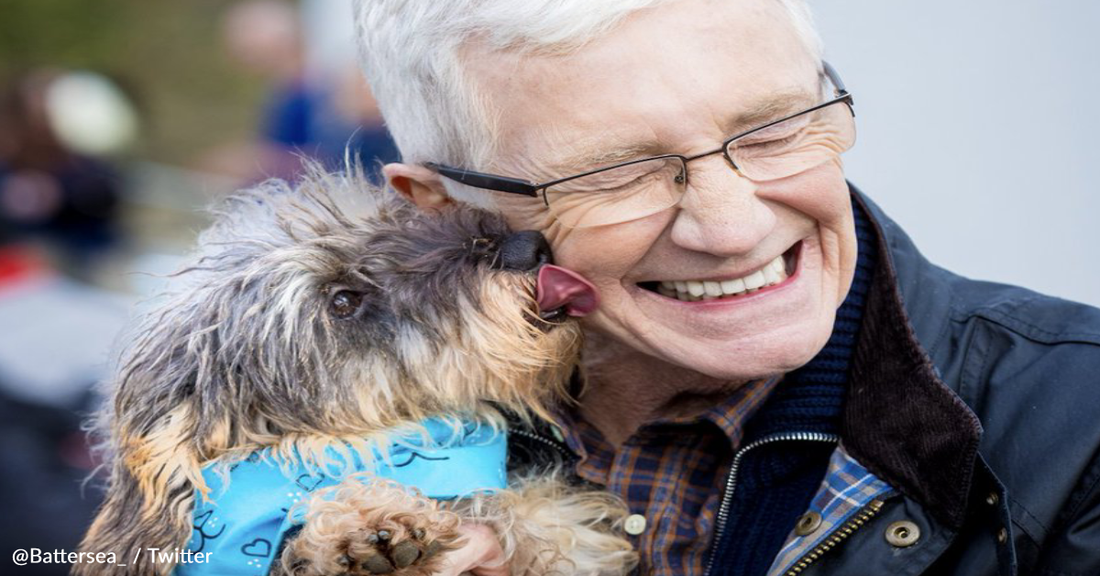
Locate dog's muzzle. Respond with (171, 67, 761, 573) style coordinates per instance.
(471, 230, 598, 324)
(493, 230, 553, 273)
(488, 231, 600, 324)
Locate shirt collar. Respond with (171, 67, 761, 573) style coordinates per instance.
(548, 376, 781, 485)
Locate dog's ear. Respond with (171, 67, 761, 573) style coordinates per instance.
(112, 279, 235, 487)
(78, 288, 227, 574)
(111, 283, 229, 441)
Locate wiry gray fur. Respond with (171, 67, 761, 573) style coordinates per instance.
(76, 166, 599, 575)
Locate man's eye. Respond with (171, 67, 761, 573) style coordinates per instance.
(556, 159, 680, 194)
(594, 170, 663, 192)
(735, 113, 813, 152)
(736, 130, 802, 153)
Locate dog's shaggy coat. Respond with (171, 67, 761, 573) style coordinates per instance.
(76, 167, 636, 576)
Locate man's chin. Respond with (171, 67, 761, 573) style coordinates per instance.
(679, 353, 817, 382)
(658, 325, 834, 381)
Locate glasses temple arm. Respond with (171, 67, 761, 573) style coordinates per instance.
(822, 60, 852, 99)
(424, 162, 541, 197)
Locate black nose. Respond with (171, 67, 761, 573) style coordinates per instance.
(496, 230, 553, 271)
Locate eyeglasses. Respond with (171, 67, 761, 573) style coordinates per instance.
(426, 61, 855, 228)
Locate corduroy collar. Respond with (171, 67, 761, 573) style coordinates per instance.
(843, 185, 983, 530)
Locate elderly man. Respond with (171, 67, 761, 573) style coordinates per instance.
(352, 1, 1100, 575)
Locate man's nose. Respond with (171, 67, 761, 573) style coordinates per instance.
(495, 230, 553, 271)
(669, 161, 776, 255)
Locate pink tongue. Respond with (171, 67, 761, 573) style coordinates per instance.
(536, 265, 600, 317)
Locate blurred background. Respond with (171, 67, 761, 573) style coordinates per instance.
(0, 1, 396, 572)
(0, 1, 1096, 573)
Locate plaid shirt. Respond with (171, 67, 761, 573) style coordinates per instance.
(550, 379, 893, 576)
(768, 447, 893, 575)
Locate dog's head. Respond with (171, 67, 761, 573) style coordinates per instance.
(81, 166, 594, 567)
(104, 168, 586, 479)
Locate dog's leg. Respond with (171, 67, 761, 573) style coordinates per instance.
(277, 477, 463, 576)
(454, 470, 638, 576)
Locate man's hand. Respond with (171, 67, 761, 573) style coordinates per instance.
(434, 523, 510, 576)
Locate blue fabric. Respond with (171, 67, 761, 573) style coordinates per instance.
(174, 417, 507, 576)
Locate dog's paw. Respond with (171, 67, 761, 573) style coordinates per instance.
(343, 519, 454, 574)
(279, 476, 462, 576)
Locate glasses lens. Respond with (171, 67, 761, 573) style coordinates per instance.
(543, 156, 686, 228)
(727, 99, 855, 181)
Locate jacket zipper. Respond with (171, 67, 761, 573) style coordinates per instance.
(508, 427, 577, 460)
(782, 498, 885, 576)
(703, 431, 840, 576)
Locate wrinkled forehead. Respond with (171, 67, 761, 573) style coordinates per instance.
(462, 0, 819, 179)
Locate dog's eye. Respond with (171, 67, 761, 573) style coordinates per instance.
(330, 290, 364, 318)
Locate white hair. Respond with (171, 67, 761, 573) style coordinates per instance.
(353, 0, 823, 208)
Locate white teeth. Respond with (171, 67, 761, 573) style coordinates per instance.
(763, 265, 782, 285)
(743, 270, 766, 291)
(656, 254, 790, 302)
(721, 278, 746, 293)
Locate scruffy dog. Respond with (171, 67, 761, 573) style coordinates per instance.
(77, 167, 636, 576)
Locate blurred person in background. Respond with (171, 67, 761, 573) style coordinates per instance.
(201, 0, 398, 183)
(0, 68, 137, 575)
(0, 71, 123, 278)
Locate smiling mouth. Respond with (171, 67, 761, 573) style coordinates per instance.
(638, 242, 801, 302)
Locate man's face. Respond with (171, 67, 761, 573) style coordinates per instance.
(463, 0, 858, 381)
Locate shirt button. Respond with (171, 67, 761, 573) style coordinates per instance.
(885, 520, 921, 548)
(986, 492, 1000, 506)
(624, 514, 647, 535)
(996, 527, 1008, 544)
(794, 511, 823, 536)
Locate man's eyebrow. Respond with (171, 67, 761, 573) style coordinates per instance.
(727, 90, 819, 134)
(542, 142, 655, 181)
(539, 89, 819, 180)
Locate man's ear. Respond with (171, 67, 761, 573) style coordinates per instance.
(383, 163, 453, 210)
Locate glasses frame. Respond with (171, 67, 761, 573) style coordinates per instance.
(425, 61, 854, 206)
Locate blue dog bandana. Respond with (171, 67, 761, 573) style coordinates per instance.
(174, 417, 507, 576)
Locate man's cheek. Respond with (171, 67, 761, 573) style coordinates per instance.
(809, 166, 851, 219)
(556, 230, 623, 269)
(496, 195, 554, 232)
(761, 163, 848, 217)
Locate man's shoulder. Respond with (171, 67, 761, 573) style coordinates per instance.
(937, 273, 1100, 550)
(853, 184, 1100, 354)
(941, 271, 1100, 348)
(894, 240, 1100, 552)
(881, 206, 1100, 434)
(858, 185, 1100, 534)
(933, 272, 1100, 440)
